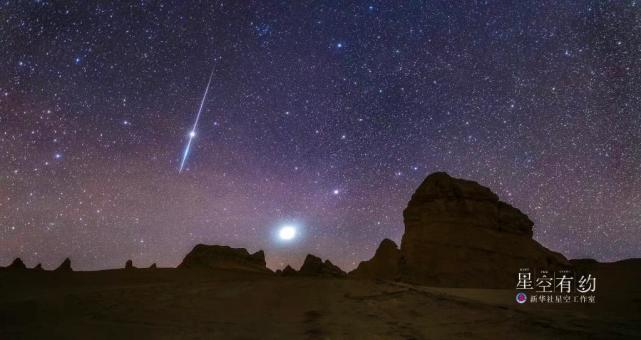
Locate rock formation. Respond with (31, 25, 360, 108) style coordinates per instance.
(298, 254, 346, 277)
(281, 265, 297, 276)
(570, 258, 641, 292)
(178, 244, 271, 273)
(349, 239, 400, 280)
(149, 263, 157, 269)
(6, 258, 27, 270)
(351, 172, 570, 288)
(54, 258, 73, 272)
(125, 259, 134, 269)
(33, 263, 44, 271)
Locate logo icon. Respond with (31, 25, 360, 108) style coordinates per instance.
(516, 292, 527, 304)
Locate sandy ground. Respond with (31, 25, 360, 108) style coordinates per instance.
(1, 269, 639, 339)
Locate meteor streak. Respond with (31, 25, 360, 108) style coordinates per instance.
(179, 66, 215, 173)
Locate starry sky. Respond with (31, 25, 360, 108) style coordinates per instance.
(1, 1, 640, 271)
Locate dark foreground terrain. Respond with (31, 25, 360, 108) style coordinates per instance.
(1, 268, 640, 339)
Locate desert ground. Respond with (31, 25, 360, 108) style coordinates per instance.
(1, 267, 639, 339)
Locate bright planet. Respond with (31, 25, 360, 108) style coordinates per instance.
(278, 226, 297, 241)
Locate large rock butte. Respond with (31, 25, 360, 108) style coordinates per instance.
(178, 244, 271, 273)
(351, 172, 570, 288)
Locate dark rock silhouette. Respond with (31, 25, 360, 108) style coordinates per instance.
(54, 258, 73, 272)
(349, 239, 400, 280)
(149, 263, 157, 269)
(569, 258, 599, 266)
(125, 259, 134, 269)
(33, 263, 44, 271)
(400, 172, 569, 287)
(7, 258, 27, 270)
(281, 265, 297, 276)
(573, 258, 641, 268)
(570, 258, 641, 292)
(178, 244, 271, 273)
(351, 172, 570, 288)
(298, 254, 346, 277)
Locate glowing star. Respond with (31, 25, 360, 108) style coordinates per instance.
(278, 225, 297, 241)
(179, 65, 216, 173)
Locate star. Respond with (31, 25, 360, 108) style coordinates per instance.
(1, 0, 638, 273)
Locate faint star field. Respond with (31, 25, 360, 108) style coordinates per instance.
(1, 1, 640, 271)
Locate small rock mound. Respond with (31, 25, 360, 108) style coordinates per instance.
(33, 263, 44, 271)
(7, 258, 27, 270)
(125, 259, 135, 269)
(54, 258, 73, 272)
(149, 263, 157, 269)
(281, 265, 297, 276)
(349, 239, 400, 280)
(298, 254, 346, 277)
(178, 244, 271, 273)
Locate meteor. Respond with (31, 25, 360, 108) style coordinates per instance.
(178, 65, 215, 173)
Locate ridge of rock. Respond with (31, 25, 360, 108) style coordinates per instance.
(298, 254, 346, 277)
(178, 244, 271, 273)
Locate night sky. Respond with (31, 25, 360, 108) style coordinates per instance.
(2, 1, 640, 271)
